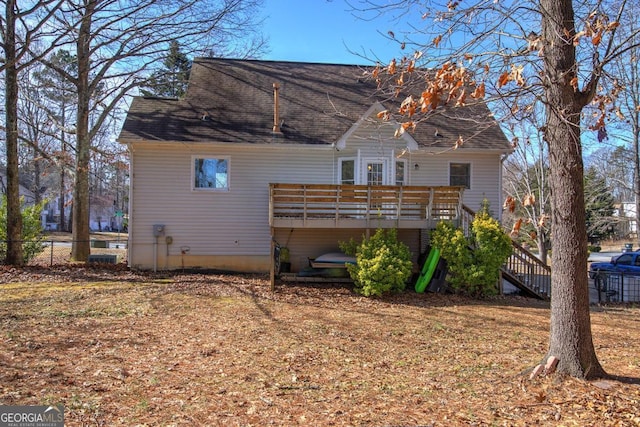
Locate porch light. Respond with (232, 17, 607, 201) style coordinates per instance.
(414, 163, 419, 170)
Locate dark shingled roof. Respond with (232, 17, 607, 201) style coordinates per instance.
(118, 58, 512, 151)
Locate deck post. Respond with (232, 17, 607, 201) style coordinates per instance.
(270, 227, 275, 291)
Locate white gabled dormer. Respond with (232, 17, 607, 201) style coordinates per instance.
(333, 102, 419, 186)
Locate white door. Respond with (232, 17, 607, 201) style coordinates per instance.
(362, 159, 388, 185)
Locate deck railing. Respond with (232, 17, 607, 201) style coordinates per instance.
(502, 240, 551, 299)
(269, 184, 464, 229)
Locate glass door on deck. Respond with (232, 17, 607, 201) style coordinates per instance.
(366, 161, 384, 185)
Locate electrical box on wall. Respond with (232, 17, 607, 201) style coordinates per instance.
(153, 224, 165, 237)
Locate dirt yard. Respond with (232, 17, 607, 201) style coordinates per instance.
(1, 265, 639, 426)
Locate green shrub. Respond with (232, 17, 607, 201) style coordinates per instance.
(0, 196, 47, 263)
(340, 228, 413, 297)
(431, 212, 512, 297)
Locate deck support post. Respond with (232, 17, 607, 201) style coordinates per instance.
(270, 227, 275, 291)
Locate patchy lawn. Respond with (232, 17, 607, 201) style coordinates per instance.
(1, 266, 639, 426)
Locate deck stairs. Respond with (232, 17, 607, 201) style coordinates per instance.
(460, 205, 551, 300)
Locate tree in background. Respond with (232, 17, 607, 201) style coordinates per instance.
(584, 167, 616, 243)
(605, 5, 640, 243)
(351, 0, 640, 379)
(502, 120, 552, 264)
(1, 0, 68, 265)
(587, 145, 637, 237)
(41, 0, 265, 261)
(30, 49, 78, 231)
(141, 41, 192, 98)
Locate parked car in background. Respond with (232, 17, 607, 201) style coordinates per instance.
(589, 251, 640, 302)
(589, 251, 640, 277)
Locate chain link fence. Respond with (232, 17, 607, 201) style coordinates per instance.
(1, 239, 128, 266)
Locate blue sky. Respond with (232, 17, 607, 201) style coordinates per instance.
(261, 0, 405, 65)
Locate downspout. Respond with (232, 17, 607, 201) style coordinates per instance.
(127, 143, 134, 268)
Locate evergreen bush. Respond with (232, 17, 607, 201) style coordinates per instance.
(340, 228, 413, 297)
(431, 211, 512, 297)
(0, 196, 47, 263)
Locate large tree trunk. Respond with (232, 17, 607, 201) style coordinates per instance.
(3, 0, 24, 266)
(70, 1, 94, 261)
(541, 0, 605, 379)
(634, 114, 640, 245)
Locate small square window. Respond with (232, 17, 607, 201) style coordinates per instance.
(340, 159, 355, 184)
(449, 163, 470, 188)
(193, 157, 229, 190)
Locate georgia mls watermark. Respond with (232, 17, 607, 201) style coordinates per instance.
(0, 406, 64, 427)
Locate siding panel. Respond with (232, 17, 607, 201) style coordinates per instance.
(129, 144, 335, 269)
(129, 141, 503, 271)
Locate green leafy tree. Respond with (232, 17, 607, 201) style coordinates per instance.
(584, 167, 616, 243)
(0, 196, 46, 263)
(141, 41, 192, 98)
(432, 213, 513, 298)
(340, 228, 413, 297)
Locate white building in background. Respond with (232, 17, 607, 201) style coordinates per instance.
(0, 171, 36, 204)
(614, 202, 637, 237)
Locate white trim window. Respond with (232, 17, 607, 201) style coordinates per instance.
(193, 156, 229, 191)
(395, 160, 407, 185)
(337, 156, 408, 185)
(449, 162, 470, 189)
(339, 158, 356, 184)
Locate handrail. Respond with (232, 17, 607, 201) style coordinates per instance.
(504, 239, 551, 299)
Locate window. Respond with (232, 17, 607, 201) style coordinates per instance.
(193, 157, 229, 190)
(366, 162, 384, 185)
(337, 156, 402, 185)
(616, 254, 633, 265)
(449, 162, 470, 188)
(340, 159, 355, 184)
(395, 160, 406, 185)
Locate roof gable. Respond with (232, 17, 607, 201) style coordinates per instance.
(119, 58, 512, 153)
(334, 102, 419, 152)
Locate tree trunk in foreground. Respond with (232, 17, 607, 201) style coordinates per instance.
(70, 1, 94, 262)
(3, 0, 24, 266)
(541, 0, 606, 379)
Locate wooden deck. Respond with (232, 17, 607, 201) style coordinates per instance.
(269, 184, 464, 229)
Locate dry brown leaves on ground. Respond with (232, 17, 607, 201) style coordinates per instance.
(1, 265, 639, 426)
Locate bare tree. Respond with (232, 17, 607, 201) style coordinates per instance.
(502, 120, 552, 264)
(606, 5, 640, 244)
(1, 0, 67, 265)
(30, 50, 78, 231)
(41, 0, 265, 261)
(349, 0, 640, 379)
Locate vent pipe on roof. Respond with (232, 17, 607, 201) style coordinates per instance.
(272, 83, 282, 133)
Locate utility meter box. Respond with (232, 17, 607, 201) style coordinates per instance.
(153, 224, 165, 237)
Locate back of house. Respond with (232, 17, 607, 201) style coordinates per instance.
(118, 58, 512, 273)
